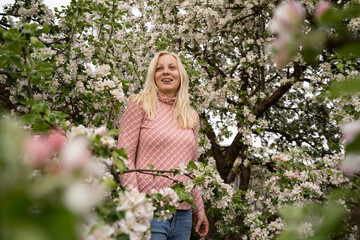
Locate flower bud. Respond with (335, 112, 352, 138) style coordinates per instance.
(315, 1, 332, 19)
(95, 126, 107, 136)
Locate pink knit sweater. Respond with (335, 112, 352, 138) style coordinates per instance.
(117, 93, 204, 213)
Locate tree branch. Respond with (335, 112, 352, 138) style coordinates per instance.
(264, 127, 317, 149)
(254, 63, 305, 118)
(254, 82, 292, 118)
(126, 169, 193, 180)
(101, 160, 123, 190)
(200, 112, 225, 173)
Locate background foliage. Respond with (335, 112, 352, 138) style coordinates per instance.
(1, 0, 360, 239)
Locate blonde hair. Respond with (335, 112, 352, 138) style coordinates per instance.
(130, 51, 196, 129)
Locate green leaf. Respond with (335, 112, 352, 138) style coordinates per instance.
(0, 56, 7, 68)
(102, 177, 117, 190)
(107, 129, 121, 136)
(23, 23, 39, 34)
(113, 151, 126, 173)
(21, 113, 37, 125)
(336, 63, 343, 71)
(193, 176, 205, 184)
(32, 121, 52, 132)
(31, 102, 47, 113)
(148, 164, 154, 169)
(187, 161, 198, 170)
(116, 234, 130, 240)
(52, 111, 70, 120)
(278, 206, 303, 222)
(346, 133, 360, 153)
(3, 28, 19, 41)
(336, 42, 360, 59)
(31, 72, 42, 84)
(115, 148, 128, 159)
(9, 56, 24, 70)
(7, 41, 22, 53)
(30, 36, 45, 48)
(316, 203, 346, 238)
(317, 8, 340, 26)
(37, 25, 51, 34)
(329, 75, 360, 98)
(301, 31, 326, 64)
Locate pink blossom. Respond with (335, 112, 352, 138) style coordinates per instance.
(95, 126, 106, 136)
(23, 125, 32, 131)
(315, 1, 332, 19)
(24, 135, 53, 168)
(48, 130, 65, 152)
(24, 130, 65, 169)
(341, 122, 360, 144)
(270, 1, 305, 37)
(269, 1, 305, 68)
(272, 38, 291, 68)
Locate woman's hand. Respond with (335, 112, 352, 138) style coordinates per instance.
(194, 210, 209, 237)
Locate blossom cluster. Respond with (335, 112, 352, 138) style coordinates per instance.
(148, 188, 180, 221)
(83, 188, 154, 240)
(21, 122, 156, 240)
(238, 148, 350, 240)
(188, 158, 237, 234)
(193, 158, 235, 209)
(114, 188, 154, 239)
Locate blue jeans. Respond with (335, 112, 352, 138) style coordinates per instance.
(150, 210, 192, 240)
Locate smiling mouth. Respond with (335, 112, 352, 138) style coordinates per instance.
(162, 78, 173, 82)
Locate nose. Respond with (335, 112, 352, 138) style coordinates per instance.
(163, 67, 170, 75)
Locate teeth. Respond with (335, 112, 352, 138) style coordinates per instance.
(162, 79, 172, 82)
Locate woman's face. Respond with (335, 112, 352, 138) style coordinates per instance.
(155, 54, 180, 97)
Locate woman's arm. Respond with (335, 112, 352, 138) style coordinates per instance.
(192, 112, 204, 213)
(117, 99, 145, 189)
(191, 112, 208, 236)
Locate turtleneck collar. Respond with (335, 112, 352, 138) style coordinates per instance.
(158, 92, 176, 105)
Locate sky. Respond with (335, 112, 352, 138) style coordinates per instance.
(1, 0, 71, 11)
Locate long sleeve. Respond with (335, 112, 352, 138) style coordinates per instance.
(117, 99, 144, 189)
(191, 112, 204, 213)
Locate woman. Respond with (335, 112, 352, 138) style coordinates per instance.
(117, 51, 209, 239)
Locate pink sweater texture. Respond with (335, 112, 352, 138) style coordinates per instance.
(117, 93, 204, 213)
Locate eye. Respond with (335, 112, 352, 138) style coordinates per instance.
(156, 67, 163, 71)
(169, 66, 176, 70)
